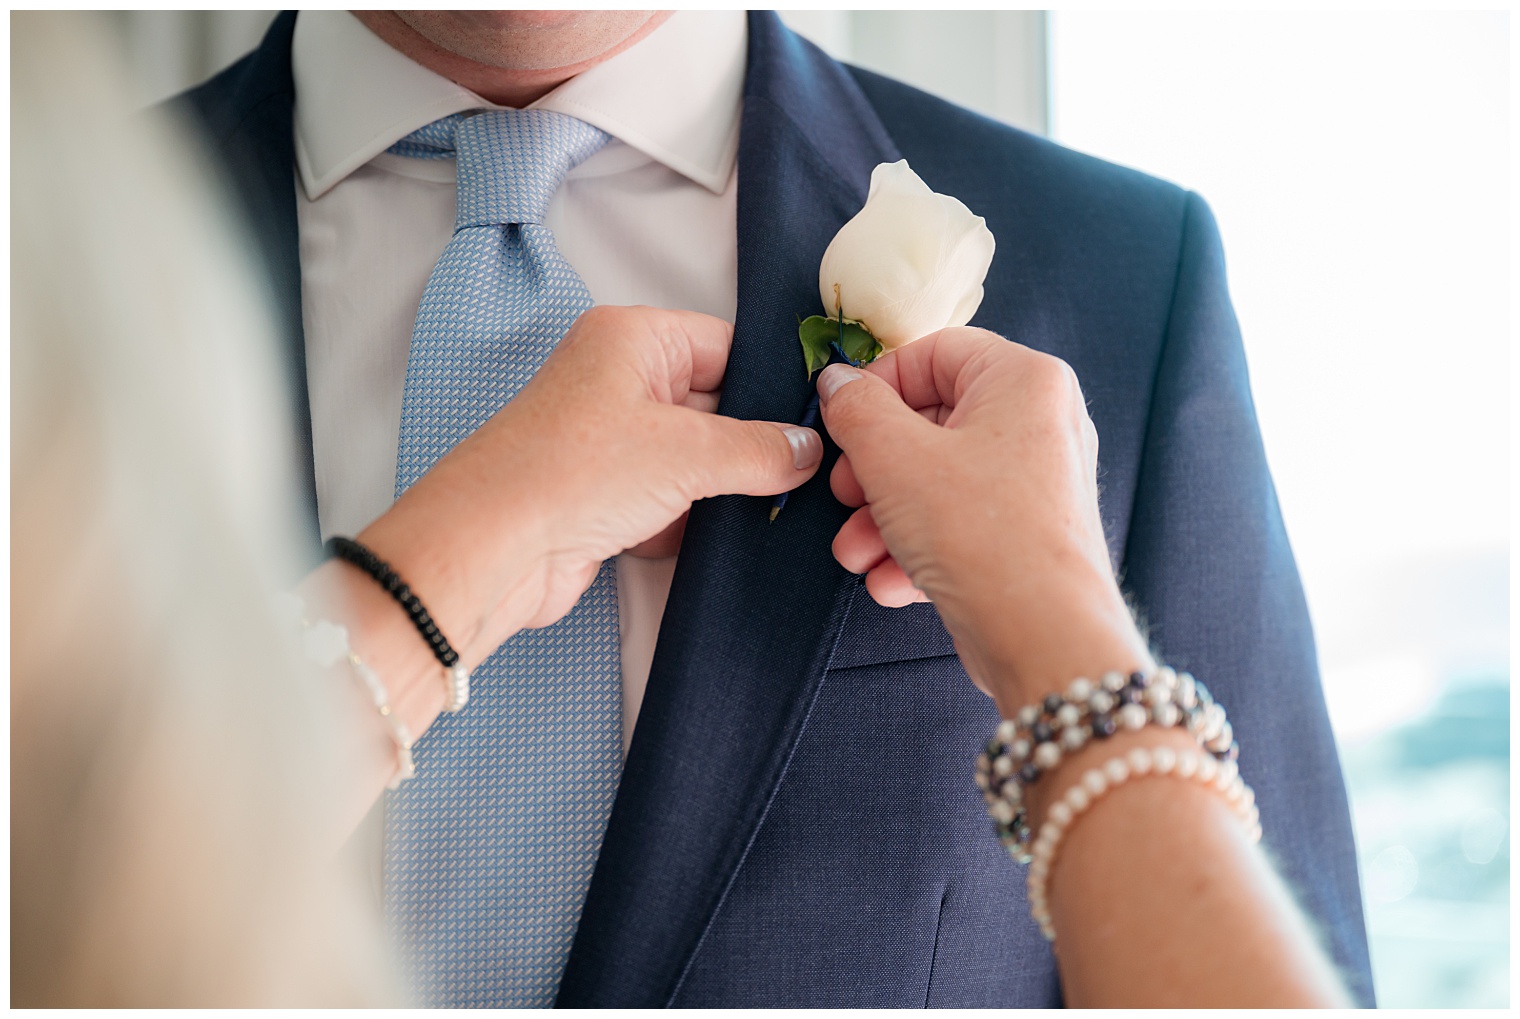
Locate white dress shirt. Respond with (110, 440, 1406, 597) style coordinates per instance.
(292, 11, 746, 753)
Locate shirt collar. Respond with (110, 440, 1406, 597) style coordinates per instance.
(292, 10, 746, 200)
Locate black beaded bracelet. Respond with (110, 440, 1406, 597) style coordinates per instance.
(325, 536, 460, 669)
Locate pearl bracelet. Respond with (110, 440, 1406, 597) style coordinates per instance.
(1025, 745, 1262, 941)
(977, 668, 1235, 860)
(279, 593, 417, 789)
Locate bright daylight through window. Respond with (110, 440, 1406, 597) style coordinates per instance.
(1050, 11, 1508, 1007)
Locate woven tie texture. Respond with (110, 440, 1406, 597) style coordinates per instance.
(384, 109, 620, 1008)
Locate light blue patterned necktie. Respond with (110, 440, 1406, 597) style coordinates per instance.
(383, 109, 619, 1008)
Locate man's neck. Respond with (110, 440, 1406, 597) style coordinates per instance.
(351, 12, 671, 108)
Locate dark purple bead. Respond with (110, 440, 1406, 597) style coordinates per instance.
(1130, 671, 1148, 688)
(1118, 686, 1143, 705)
(985, 738, 1002, 760)
(1031, 721, 1054, 744)
(1018, 762, 1041, 784)
(1043, 693, 1065, 715)
(1091, 712, 1117, 738)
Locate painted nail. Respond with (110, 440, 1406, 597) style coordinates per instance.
(781, 425, 823, 470)
(818, 364, 863, 405)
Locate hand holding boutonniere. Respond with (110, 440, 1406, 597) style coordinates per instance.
(773, 160, 995, 520)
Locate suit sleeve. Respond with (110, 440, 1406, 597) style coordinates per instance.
(1119, 191, 1375, 1005)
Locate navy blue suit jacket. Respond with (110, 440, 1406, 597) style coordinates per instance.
(180, 11, 1373, 1007)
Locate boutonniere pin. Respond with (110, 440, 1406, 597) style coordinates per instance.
(773, 160, 996, 521)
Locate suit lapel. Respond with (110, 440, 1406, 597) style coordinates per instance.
(557, 13, 901, 1007)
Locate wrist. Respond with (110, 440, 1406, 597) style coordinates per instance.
(297, 558, 449, 742)
(956, 586, 1152, 717)
(1022, 724, 1202, 833)
(358, 454, 552, 662)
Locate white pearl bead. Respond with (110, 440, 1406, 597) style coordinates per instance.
(1119, 703, 1149, 731)
(1089, 690, 1116, 714)
(1158, 666, 1178, 689)
(990, 800, 1015, 823)
(997, 719, 1019, 744)
(975, 772, 991, 791)
(1197, 756, 1219, 784)
(1017, 705, 1040, 728)
(1212, 721, 1234, 751)
(1104, 757, 1130, 783)
(1067, 677, 1093, 701)
(1241, 785, 1256, 809)
(1010, 738, 1032, 762)
(1003, 782, 1023, 805)
(1178, 674, 1197, 708)
(1224, 780, 1244, 803)
(1214, 767, 1233, 791)
(1056, 703, 1082, 728)
(994, 755, 1014, 777)
(1127, 747, 1153, 775)
(1204, 703, 1226, 736)
(1151, 746, 1177, 774)
(1145, 683, 1170, 707)
(1061, 726, 1088, 752)
(1249, 823, 1263, 844)
(1065, 785, 1090, 812)
(1152, 702, 1181, 728)
(1102, 670, 1128, 692)
(1082, 769, 1108, 796)
(1034, 742, 1062, 770)
(1219, 758, 1239, 785)
(1048, 801, 1073, 827)
(983, 790, 1000, 807)
(1031, 840, 1053, 864)
(1176, 752, 1199, 779)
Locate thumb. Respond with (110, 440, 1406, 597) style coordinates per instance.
(684, 413, 824, 499)
(817, 364, 935, 470)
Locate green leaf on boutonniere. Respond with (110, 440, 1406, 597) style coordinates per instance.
(798, 315, 835, 376)
(837, 320, 884, 366)
(798, 315, 884, 376)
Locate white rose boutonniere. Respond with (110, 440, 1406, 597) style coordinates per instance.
(798, 160, 996, 374)
(773, 161, 995, 520)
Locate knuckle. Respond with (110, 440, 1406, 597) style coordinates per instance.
(1029, 353, 1081, 404)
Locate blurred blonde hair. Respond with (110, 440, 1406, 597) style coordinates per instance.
(11, 12, 387, 1005)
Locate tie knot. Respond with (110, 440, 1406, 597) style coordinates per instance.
(391, 110, 609, 228)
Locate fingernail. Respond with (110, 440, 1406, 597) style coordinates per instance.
(781, 425, 823, 470)
(818, 364, 863, 405)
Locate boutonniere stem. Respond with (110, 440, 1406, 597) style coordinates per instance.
(770, 305, 869, 522)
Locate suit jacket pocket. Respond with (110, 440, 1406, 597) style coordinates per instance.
(825, 581, 958, 671)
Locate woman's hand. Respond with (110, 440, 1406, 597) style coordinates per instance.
(361, 305, 822, 660)
(307, 306, 820, 819)
(817, 328, 1349, 1009)
(815, 327, 1150, 713)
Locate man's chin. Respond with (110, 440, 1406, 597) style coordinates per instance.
(390, 10, 668, 74)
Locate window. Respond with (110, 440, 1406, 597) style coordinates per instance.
(1049, 11, 1509, 1007)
